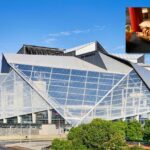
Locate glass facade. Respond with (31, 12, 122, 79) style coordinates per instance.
(13, 64, 125, 125)
(81, 70, 150, 124)
(0, 70, 49, 120)
(0, 63, 149, 126)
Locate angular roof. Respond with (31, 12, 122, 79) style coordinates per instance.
(17, 44, 64, 55)
(112, 54, 144, 63)
(131, 63, 150, 89)
(99, 52, 132, 74)
(65, 41, 107, 55)
(101, 51, 150, 90)
(3, 54, 109, 73)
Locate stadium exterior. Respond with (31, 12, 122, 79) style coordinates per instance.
(0, 41, 150, 128)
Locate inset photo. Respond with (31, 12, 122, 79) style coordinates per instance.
(126, 7, 150, 53)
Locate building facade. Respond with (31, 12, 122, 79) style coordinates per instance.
(0, 41, 150, 128)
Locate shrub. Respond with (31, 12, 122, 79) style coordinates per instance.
(143, 120, 150, 141)
(126, 120, 143, 141)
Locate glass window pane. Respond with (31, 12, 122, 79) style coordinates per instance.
(70, 82, 85, 88)
(87, 77, 98, 83)
(85, 89, 97, 95)
(50, 80, 68, 86)
(69, 87, 84, 94)
(84, 95, 96, 101)
(49, 92, 66, 98)
(88, 71, 99, 77)
(33, 66, 51, 72)
(70, 76, 86, 82)
(49, 86, 68, 92)
(72, 70, 86, 76)
(68, 94, 83, 100)
(17, 64, 32, 70)
(22, 71, 32, 77)
(86, 83, 97, 89)
(51, 74, 69, 80)
(52, 68, 70, 75)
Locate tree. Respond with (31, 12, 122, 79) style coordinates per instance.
(51, 138, 88, 150)
(126, 120, 143, 141)
(83, 119, 127, 150)
(52, 119, 128, 150)
(112, 120, 127, 137)
(51, 139, 73, 150)
(143, 120, 150, 141)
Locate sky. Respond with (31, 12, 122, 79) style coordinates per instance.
(0, 0, 150, 63)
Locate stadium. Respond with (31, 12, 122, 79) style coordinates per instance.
(0, 41, 150, 131)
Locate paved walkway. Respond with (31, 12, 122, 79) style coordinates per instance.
(6, 141, 51, 150)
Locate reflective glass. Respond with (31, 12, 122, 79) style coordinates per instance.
(13, 64, 143, 126)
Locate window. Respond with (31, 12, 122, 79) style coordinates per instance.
(72, 70, 87, 76)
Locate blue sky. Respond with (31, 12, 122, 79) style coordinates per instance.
(0, 0, 150, 63)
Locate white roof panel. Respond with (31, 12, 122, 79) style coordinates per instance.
(65, 41, 96, 55)
(112, 54, 144, 63)
(4, 54, 109, 72)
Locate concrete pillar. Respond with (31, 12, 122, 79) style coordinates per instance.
(147, 112, 150, 120)
(32, 113, 36, 123)
(17, 116, 22, 123)
(3, 118, 7, 123)
(48, 109, 52, 124)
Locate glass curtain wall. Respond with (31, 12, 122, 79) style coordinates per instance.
(80, 70, 150, 125)
(0, 69, 50, 120)
(13, 64, 124, 126)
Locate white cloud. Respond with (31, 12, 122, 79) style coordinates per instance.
(45, 25, 106, 43)
(60, 31, 71, 36)
(112, 45, 125, 51)
(94, 25, 106, 31)
(72, 30, 84, 34)
(72, 29, 91, 34)
(48, 33, 60, 37)
(45, 38, 57, 44)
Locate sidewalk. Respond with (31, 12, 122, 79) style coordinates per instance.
(6, 141, 51, 150)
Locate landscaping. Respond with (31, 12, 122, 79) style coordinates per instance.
(51, 119, 150, 150)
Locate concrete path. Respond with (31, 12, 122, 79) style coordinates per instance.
(6, 141, 51, 150)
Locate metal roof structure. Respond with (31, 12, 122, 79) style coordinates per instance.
(17, 44, 65, 55)
(65, 41, 107, 55)
(3, 54, 109, 72)
(112, 54, 144, 63)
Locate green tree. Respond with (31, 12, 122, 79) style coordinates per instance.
(68, 119, 127, 150)
(51, 138, 88, 150)
(52, 119, 128, 150)
(126, 120, 143, 141)
(51, 139, 73, 150)
(84, 119, 126, 150)
(143, 120, 150, 141)
(113, 120, 127, 137)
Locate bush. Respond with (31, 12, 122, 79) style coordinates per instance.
(143, 120, 150, 141)
(51, 119, 128, 149)
(126, 120, 143, 141)
(51, 139, 73, 150)
(112, 120, 127, 137)
(52, 119, 149, 150)
(51, 138, 88, 150)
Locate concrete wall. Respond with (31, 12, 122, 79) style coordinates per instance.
(0, 127, 39, 136)
(39, 124, 58, 135)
